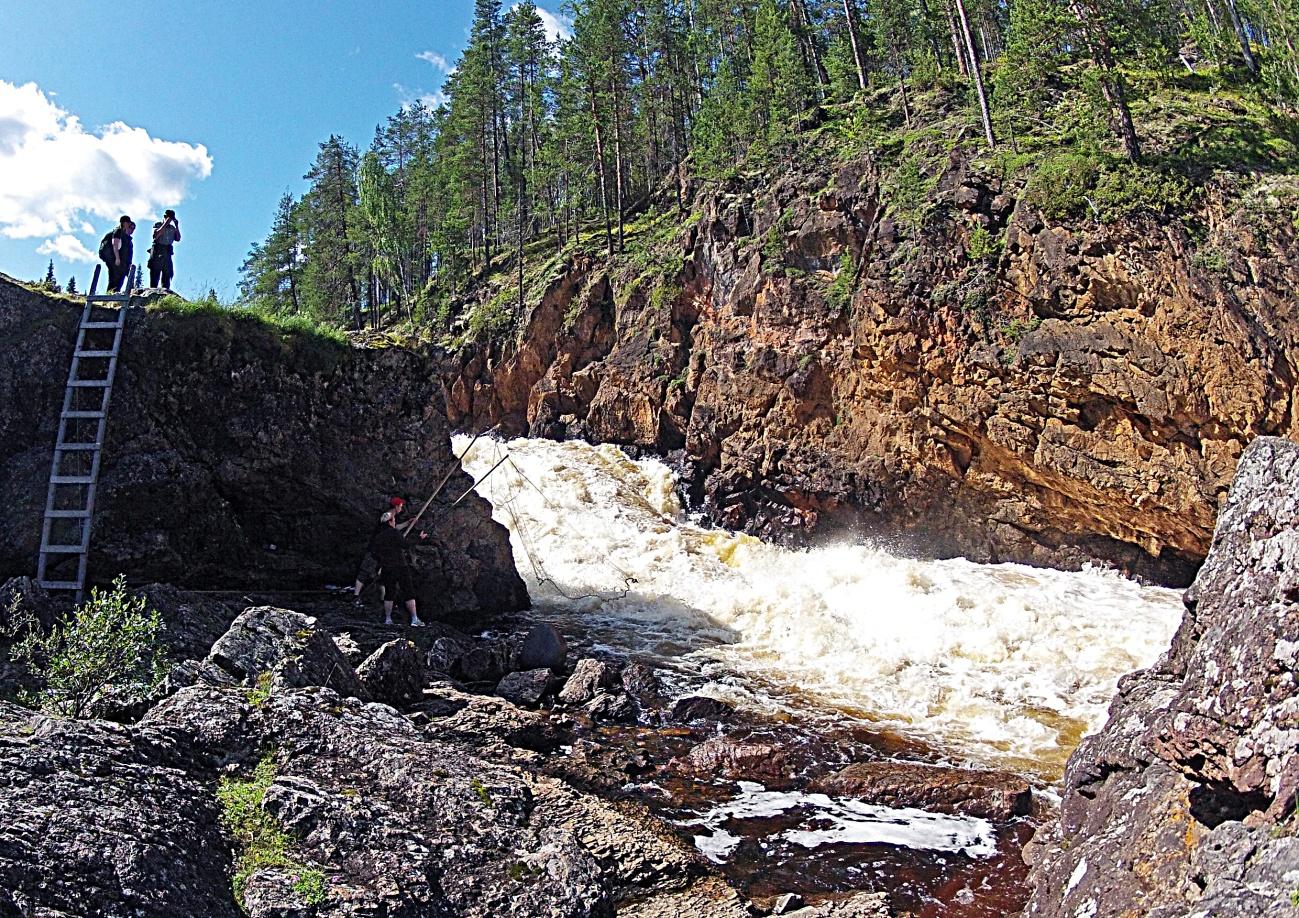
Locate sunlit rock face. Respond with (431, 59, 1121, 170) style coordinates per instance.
(441, 152, 1299, 587)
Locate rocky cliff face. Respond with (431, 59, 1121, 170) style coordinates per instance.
(0, 275, 526, 619)
(1023, 436, 1299, 916)
(441, 157, 1299, 584)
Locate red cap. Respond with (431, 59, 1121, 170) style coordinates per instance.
(389, 496, 406, 509)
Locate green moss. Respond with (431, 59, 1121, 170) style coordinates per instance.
(470, 778, 493, 807)
(217, 753, 326, 906)
(245, 672, 274, 707)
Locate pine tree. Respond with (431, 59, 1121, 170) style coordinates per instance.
(42, 260, 60, 293)
(299, 136, 363, 326)
(66, 276, 77, 295)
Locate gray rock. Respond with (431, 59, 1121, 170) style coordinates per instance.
(518, 623, 568, 671)
(205, 606, 367, 700)
(453, 640, 514, 684)
(559, 658, 621, 705)
(357, 639, 424, 708)
(619, 662, 662, 706)
(0, 703, 239, 918)
(584, 691, 637, 724)
(1025, 437, 1299, 917)
(497, 668, 556, 708)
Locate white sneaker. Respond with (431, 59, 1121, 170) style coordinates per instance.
(410, 618, 425, 628)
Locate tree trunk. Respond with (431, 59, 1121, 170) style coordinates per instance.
(790, 0, 831, 91)
(954, 0, 996, 148)
(588, 80, 614, 258)
(842, 0, 869, 92)
(1068, 0, 1142, 161)
(1222, 0, 1260, 74)
(946, 1, 968, 75)
(917, 0, 945, 71)
(611, 75, 627, 254)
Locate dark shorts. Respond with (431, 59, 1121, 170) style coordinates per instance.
(380, 565, 416, 602)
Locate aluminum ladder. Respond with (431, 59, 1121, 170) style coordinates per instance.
(36, 263, 135, 599)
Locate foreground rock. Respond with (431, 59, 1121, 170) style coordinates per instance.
(811, 760, 1033, 821)
(1024, 437, 1299, 917)
(0, 274, 526, 619)
(0, 596, 763, 918)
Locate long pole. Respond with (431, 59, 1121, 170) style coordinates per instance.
(402, 430, 488, 534)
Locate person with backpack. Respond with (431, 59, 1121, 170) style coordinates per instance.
(98, 216, 135, 292)
(149, 210, 181, 289)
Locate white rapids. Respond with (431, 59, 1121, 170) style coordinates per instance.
(457, 435, 1184, 778)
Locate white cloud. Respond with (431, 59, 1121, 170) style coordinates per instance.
(416, 50, 452, 72)
(534, 6, 573, 44)
(394, 82, 448, 112)
(37, 234, 96, 263)
(0, 80, 212, 258)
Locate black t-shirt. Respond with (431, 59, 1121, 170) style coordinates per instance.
(113, 228, 134, 264)
(369, 524, 411, 569)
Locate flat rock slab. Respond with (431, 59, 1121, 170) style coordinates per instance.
(811, 760, 1033, 821)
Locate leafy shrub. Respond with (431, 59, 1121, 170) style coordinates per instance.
(1024, 152, 1101, 221)
(5, 575, 164, 718)
(1025, 151, 1196, 222)
(885, 152, 941, 232)
(966, 225, 1003, 261)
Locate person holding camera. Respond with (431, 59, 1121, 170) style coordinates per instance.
(149, 209, 181, 289)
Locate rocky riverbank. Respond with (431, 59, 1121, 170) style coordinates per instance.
(439, 152, 1299, 586)
(2, 578, 1035, 916)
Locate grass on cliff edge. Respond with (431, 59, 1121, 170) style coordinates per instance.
(217, 753, 329, 907)
(148, 294, 350, 349)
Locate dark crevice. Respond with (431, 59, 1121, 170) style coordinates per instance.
(1188, 780, 1269, 828)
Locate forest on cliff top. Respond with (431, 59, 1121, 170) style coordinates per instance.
(236, 0, 1299, 335)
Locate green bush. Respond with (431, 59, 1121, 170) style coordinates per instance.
(5, 575, 165, 718)
(966, 225, 1004, 261)
(885, 152, 941, 232)
(826, 250, 857, 313)
(1024, 152, 1101, 221)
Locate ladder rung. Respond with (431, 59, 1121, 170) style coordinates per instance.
(68, 379, 111, 388)
(45, 509, 91, 519)
(61, 411, 105, 419)
(74, 350, 116, 358)
(40, 544, 86, 555)
(56, 442, 101, 451)
(81, 321, 122, 329)
(50, 475, 95, 484)
(37, 580, 82, 591)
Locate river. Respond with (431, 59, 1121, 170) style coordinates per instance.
(456, 434, 1184, 912)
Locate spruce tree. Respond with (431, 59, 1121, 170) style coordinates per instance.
(66, 276, 77, 295)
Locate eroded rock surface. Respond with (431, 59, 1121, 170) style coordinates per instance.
(441, 159, 1299, 584)
(0, 274, 526, 619)
(1024, 437, 1299, 917)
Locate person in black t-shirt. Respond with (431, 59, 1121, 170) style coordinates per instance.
(369, 508, 429, 627)
(353, 497, 406, 607)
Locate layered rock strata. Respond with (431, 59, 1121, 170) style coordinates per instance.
(441, 160, 1299, 584)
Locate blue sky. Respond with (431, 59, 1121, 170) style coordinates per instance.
(0, 2, 570, 300)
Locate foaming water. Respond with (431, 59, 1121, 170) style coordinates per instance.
(458, 436, 1183, 777)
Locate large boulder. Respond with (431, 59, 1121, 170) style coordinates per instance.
(1024, 437, 1299, 917)
(0, 703, 239, 917)
(518, 623, 568, 671)
(559, 658, 621, 705)
(205, 606, 367, 700)
(356, 639, 424, 708)
(496, 668, 557, 709)
(0, 275, 527, 620)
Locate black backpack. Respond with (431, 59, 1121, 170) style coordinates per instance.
(98, 231, 116, 263)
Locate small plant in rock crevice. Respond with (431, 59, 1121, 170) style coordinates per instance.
(217, 753, 330, 907)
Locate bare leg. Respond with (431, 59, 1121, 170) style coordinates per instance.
(383, 600, 394, 626)
(407, 599, 423, 627)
